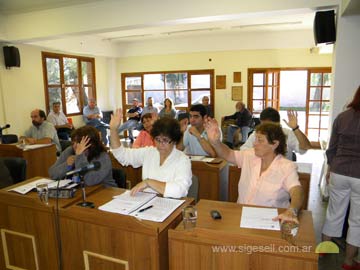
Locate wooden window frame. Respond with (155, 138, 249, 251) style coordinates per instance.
(121, 69, 214, 119)
(42, 52, 96, 116)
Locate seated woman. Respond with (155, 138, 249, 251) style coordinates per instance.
(158, 97, 177, 119)
(205, 120, 304, 223)
(48, 126, 116, 187)
(132, 113, 155, 148)
(110, 109, 192, 198)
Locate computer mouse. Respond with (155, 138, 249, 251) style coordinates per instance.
(210, 210, 222, 220)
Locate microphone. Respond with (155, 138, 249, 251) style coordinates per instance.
(65, 161, 101, 176)
(0, 124, 10, 131)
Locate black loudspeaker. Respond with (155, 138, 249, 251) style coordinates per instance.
(3, 46, 21, 68)
(314, 10, 336, 45)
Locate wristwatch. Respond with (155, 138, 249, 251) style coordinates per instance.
(288, 207, 299, 217)
(292, 125, 299, 131)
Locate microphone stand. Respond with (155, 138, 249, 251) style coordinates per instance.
(76, 173, 95, 208)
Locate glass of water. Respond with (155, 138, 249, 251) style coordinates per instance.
(182, 205, 197, 230)
(36, 182, 49, 205)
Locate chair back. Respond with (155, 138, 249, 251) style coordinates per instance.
(112, 168, 126, 188)
(1, 134, 18, 144)
(0, 157, 27, 184)
(188, 175, 199, 202)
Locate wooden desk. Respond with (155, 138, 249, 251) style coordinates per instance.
(169, 200, 318, 270)
(228, 164, 311, 210)
(0, 144, 57, 178)
(191, 160, 228, 201)
(0, 179, 192, 270)
(0, 178, 102, 270)
(60, 188, 193, 270)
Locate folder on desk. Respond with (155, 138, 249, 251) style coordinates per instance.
(99, 190, 185, 222)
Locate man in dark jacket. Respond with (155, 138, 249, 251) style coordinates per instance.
(222, 102, 252, 147)
(117, 98, 143, 143)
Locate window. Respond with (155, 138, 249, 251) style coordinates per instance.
(42, 52, 96, 115)
(248, 67, 332, 144)
(122, 70, 214, 112)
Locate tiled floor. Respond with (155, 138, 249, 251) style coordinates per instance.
(297, 149, 346, 270)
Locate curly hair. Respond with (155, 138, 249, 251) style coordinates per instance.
(150, 117, 182, 144)
(71, 126, 106, 161)
(255, 122, 287, 156)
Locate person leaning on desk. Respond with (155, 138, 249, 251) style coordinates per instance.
(110, 108, 192, 199)
(48, 126, 116, 187)
(204, 118, 304, 223)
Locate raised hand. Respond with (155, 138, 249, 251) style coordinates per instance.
(204, 117, 221, 144)
(74, 136, 91, 155)
(283, 110, 298, 129)
(110, 108, 123, 130)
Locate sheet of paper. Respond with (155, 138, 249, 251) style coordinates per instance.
(130, 197, 185, 222)
(99, 191, 156, 215)
(21, 144, 53, 151)
(202, 157, 214, 162)
(189, 155, 205, 161)
(240, 206, 280, 231)
(8, 179, 75, 195)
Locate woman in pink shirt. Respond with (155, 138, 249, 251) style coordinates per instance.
(205, 120, 304, 224)
(133, 113, 155, 148)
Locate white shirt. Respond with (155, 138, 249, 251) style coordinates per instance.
(240, 127, 305, 160)
(111, 145, 192, 198)
(47, 111, 68, 126)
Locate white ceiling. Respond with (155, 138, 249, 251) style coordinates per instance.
(0, 0, 349, 57)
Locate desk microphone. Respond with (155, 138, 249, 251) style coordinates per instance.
(0, 124, 10, 131)
(66, 161, 101, 176)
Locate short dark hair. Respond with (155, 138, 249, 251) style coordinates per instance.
(39, 110, 47, 120)
(141, 113, 153, 123)
(71, 126, 106, 161)
(255, 122, 287, 155)
(151, 117, 182, 144)
(260, 107, 280, 122)
(190, 104, 207, 117)
(52, 101, 61, 106)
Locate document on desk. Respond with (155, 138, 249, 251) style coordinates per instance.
(98, 191, 156, 215)
(98, 191, 185, 222)
(130, 197, 185, 222)
(8, 178, 73, 195)
(21, 144, 53, 151)
(240, 207, 280, 231)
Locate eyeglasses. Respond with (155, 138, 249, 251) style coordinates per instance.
(154, 137, 172, 145)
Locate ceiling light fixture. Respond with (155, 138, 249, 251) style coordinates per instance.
(162, 27, 221, 35)
(105, 34, 153, 41)
(232, 21, 303, 29)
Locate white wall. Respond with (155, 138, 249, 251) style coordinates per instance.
(0, 44, 115, 136)
(331, 13, 360, 121)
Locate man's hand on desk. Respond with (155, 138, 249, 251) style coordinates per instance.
(24, 138, 36, 145)
(273, 208, 299, 224)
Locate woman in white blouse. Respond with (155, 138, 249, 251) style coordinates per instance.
(110, 108, 192, 198)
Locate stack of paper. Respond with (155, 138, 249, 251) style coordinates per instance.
(240, 206, 280, 231)
(8, 178, 73, 195)
(98, 190, 185, 222)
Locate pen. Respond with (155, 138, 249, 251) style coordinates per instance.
(138, 205, 153, 213)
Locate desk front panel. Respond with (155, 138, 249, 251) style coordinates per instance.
(0, 178, 103, 270)
(169, 200, 318, 270)
(59, 188, 193, 270)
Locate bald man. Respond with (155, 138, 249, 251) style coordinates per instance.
(22, 109, 61, 152)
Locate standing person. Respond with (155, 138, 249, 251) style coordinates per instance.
(117, 98, 143, 143)
(159, 98, 177, 119)
(132, 113, 156, 148)
(222, 102, 252, 147)
(48, 125, 116, 187)
(322, 86, 360, 270)
(202, 95, 214, 117)
(241, 107, 312, 160)
(110, 109, 192, 198)
(47, 101, 74, 140)
(83, 98, 109, 145)
(177, 104, 217, 157)
(21, 109, 61, 152)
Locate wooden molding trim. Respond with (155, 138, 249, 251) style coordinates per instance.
(83, 250, 129, 270)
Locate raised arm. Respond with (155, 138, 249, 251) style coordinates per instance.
(110, 108, 123, 149)
(283, 110, 312, 150)
(204, 117, 237, 164)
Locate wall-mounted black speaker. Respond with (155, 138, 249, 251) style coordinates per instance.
(3, 46, 21, 68)
(314, 10, 336, 45)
